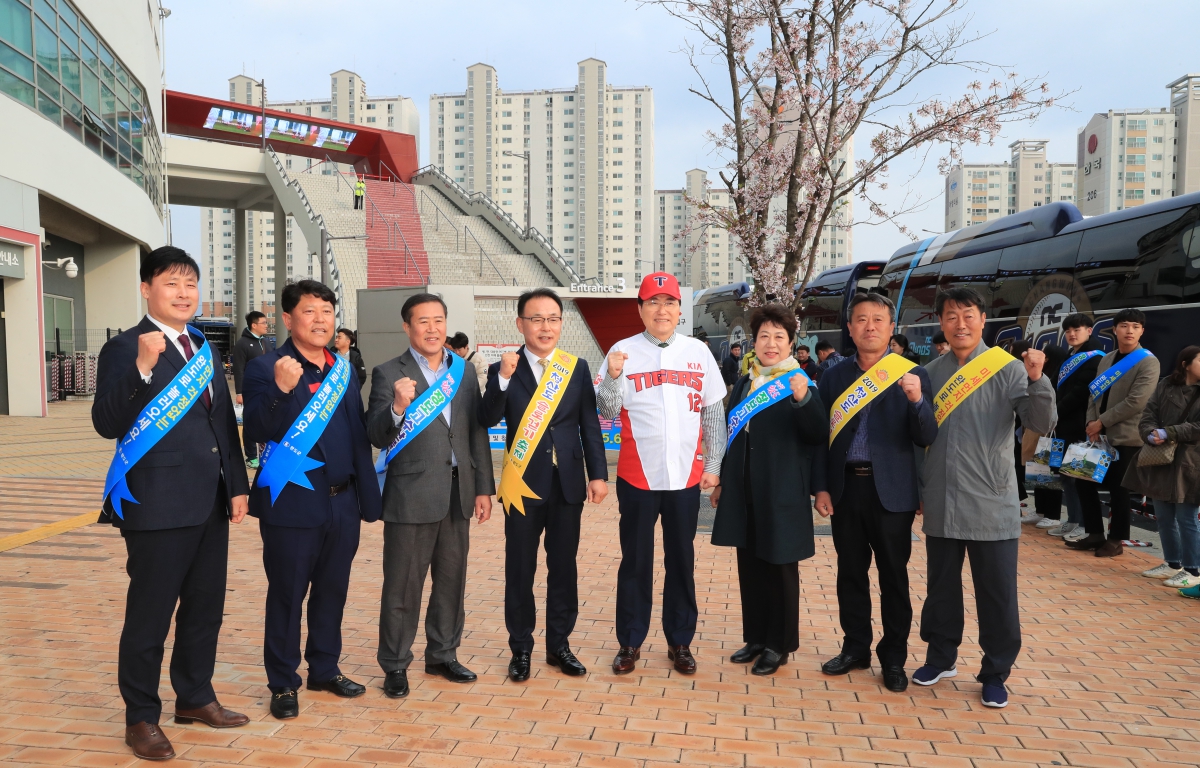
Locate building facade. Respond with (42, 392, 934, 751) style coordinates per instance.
(201, 70, 418, 320)
(1076, 110, 1175, 217)
(430, 59, 653, 286)
(944, 140, 1077, 230)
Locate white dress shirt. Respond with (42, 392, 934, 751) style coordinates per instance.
(497, 346, 557, 391)
(138, 314, 215, 400)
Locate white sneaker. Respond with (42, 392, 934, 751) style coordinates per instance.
(1163, 572, 1200, 589)
(1036, 517, 1060, 529)
(1049, 522, 1079, 537)
(1142, 563, 1183, 579)
(1020, 511, 1043, 524)
(1065, 527, 1090, 542)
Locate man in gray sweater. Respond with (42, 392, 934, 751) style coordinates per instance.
(915, 288, 1057, 710)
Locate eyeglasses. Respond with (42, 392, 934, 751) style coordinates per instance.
(646, 298, 679, 309)
(519, 316, 563, 327)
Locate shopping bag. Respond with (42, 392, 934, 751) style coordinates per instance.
(1024, 460, 1061, 491)
(1059, 438, 1114, 483)
(1033, 433, 1065, 469)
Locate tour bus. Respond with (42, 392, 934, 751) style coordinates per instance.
(795, 191, 1200, 367)
(693, 281, 752, 362)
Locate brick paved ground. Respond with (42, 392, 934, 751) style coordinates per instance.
(0, 406, 1198, 767)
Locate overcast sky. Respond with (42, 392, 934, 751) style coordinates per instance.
(167, 0, 1200, 267)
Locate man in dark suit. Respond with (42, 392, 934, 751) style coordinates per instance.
(477, 289, 609, 681)
(242, 280, 382, 720)
(231, 310, 271, 468)
(368, 293, 495, 698)
(92, 247, 251, 761)
(812, 293, 937, 692)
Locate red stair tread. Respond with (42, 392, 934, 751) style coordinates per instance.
(364, 179, 429, 288)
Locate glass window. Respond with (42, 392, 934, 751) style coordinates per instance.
(58, 34, 76, 94)
(97, 39, 110, 67)
(79, 55, 95, 108)
(1, 39, 33, 79)
(0, 65, 34, 106)
(1077, 209, 1194, 310)
(35, 62, 55, 97)
(57, 20, 74, 51)
(77, 19, 93, 51)
(896, 264, 942, 326)
(33, 14, 56, 76)
(0, 0, 32, 56)
(99, 81, 113, 127)
(34, 0, 54, 26)
(37, 86, 60, 122)
(58, 1, 76, 31)
(1117, 206, 1200, 306)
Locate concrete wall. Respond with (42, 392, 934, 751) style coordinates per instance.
(0, 175, 46, 416)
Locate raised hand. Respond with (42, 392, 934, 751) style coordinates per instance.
(790, 372, 809, 402)
(1022, 348, 1046, 381)
(136, 331, 168, 376)
(607, 350, 629, 379)
(392, 377, 417, 416)
(899, 372, 923, 403)
(499, 352, 519, 380)
(274, 356, 304, 393)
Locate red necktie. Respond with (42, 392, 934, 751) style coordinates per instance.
(178, 334, 212, 410)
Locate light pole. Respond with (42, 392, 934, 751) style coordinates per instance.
(502, 150, 531, 235)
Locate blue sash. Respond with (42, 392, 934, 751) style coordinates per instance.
(102, 327, 215, 519)
(725, 368, 810, 453)
(257, 354, 351, 504)
(1058, 350, 1103, 386)
(375, 353, 465, 476)
(1088, 348, 1153, 400)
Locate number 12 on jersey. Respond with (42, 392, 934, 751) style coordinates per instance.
(686, 392, 703, 412)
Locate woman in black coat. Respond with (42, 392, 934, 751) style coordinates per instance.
(710, 303, 828, 675)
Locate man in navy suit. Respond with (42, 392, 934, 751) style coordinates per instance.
(242, 280, 382, 719)
(478, 289, 609, 682)
(92, 247, 251, 761)
(812, 293, 937, 692)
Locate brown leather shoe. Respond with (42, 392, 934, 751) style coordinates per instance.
(668, 645, 697, 674)
(174, 700, 250, 728)
(125, 722, 175, 760)
(611, 646, 641, 674)
(1095, 540, 1124, 558)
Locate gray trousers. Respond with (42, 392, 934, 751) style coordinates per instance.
(377, 478, 470, 672)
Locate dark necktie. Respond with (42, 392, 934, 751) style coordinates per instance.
(178, 333, 212, 410)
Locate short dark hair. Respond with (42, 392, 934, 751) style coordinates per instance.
(730, 341, 742, 350)
(796, 344, 810, 352)
(517, 288, 563, 317)
(1062, 312, 1094, 331)
(401, 292, 448, 324)
(932, 331, 947, 345)
(1170, 345, 1200, 385)
(1011, 340, 1033, 358)
(448, 332, 470, 350)
(1113, 308, 1146, 327)
(848, 292, 896, 322)
(246, 311, 267, 326)
(336, 327, 357, 346)
(935, 287, 985, 316)
(281, 279, 337, 313)
(141, 246, 199, 283)
(890, 333, 910, 351)
(815, 340, 836, 353)
(749, 303, 798, 343)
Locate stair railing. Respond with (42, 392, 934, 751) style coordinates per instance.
(464, 225, 505, 283)
(418, 189, 460, 250)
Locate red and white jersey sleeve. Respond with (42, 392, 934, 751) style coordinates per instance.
(611, 334, 725, 491)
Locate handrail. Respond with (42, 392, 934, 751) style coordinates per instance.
(464, 224, 505, 284)
(418, 189, 461, 250)
(362, 174, 426, 283)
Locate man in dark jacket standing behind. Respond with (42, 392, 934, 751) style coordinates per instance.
(232, 311, 271, 468)
(813, 293, 937, 692)
(92, 247, 250, 760)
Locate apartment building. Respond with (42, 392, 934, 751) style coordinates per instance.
(1076, 110, 1175, 216)
(943, 140, 1077, 230)
(429, 59, 653, 285)
(201, 71, 419, 320)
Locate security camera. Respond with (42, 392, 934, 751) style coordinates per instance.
(65, 259, 78, 278)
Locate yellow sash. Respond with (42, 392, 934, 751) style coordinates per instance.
(828, 353, 918, 445)
(933, 346, 1017, 426)
(497, 349, 578, 516)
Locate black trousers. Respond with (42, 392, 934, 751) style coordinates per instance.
(242, 423, 258, 460)
(735, 476, 799, 653)
(1034, 488, 1063, 520)
(119, 495, 228, 726)
(1077, 445, 1139, 541)
(920, 536, 1021, 684)
(615, 479, 700, 648)
(830, 469, 916, 668)
(260, 487, 361, 691)
(505, 470, 584, 654)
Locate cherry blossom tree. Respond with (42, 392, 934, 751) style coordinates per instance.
(645, 0, 1062, 306)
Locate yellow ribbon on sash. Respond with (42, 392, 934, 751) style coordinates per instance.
(828, 353, 918, 446)
(933, 346, 1017, 426)
(497, 349, 578, 516)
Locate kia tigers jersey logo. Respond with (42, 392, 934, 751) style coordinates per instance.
(626, 369, 705, 392)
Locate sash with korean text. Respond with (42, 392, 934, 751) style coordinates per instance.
(102, 327, 215, 519)
(1058, 349, 1105, 386)
(257, 354, 351, 504)
(933, 346, 1017, 426)
(827, 353, 917, 446)
(725, 368, 810, 453)
(374, 352, 465, 476)
(497, 349, 578, 516)
(1087, 348, 1153, 400)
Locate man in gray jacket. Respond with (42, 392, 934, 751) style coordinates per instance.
(367, 293, 495, 698)
(915, 287, 1056, 710)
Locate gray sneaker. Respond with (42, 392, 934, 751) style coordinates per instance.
(1064, 526, 1090, 542)
(1048, 522, 1079, 538)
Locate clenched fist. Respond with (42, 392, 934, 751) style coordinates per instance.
(899, 372, 923, 403)
(790, 372, 809, 402)
(607, 350, 629, 379)
(274, 356, 304, 393)
(136, 331, 168, 376)
(499, 351, 519, 380)
(392, 377, 417, 416)
(1021, 348, 1046, 381)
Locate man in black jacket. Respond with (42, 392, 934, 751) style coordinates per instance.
(92, 247, 251, 761)
(721, 342, 742, 390)
(232, 311, 271, 468)
(477, 289, 609, 682)
(1049, 314, 1105, 540)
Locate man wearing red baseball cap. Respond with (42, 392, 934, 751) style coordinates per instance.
(597, 272, 727, 675)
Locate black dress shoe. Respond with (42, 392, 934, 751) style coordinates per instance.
(821, 653, 871, 676)
(383, 669, 409, 698)
(882, 665, 909, 692)
(509, 652, 532, 682)
(269, 689, 298, 719)
(307, 674, 366, 698)
(426, 659, 478, 683)
(547, 647, 587, 677)
(751, 648, 787, 676)
(730, 643, 766, 664)
(1066, 533, 1105, 551)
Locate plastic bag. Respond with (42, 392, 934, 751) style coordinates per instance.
(1059, 437, 1115, 483)
(1033, 433, 1065, 469)
(1024, 460, 1061, 491)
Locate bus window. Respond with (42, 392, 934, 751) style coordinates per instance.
(937, 250, 1002, 305)
(1076, 209, 1194, 310)
(798, 277, 847, 332)
(992, 232, 1082, 319)
(897, 264, 941, 326)
(1119, 206, 1200, 306)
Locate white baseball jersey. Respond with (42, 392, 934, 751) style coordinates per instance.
(610, 333, 725, 491)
